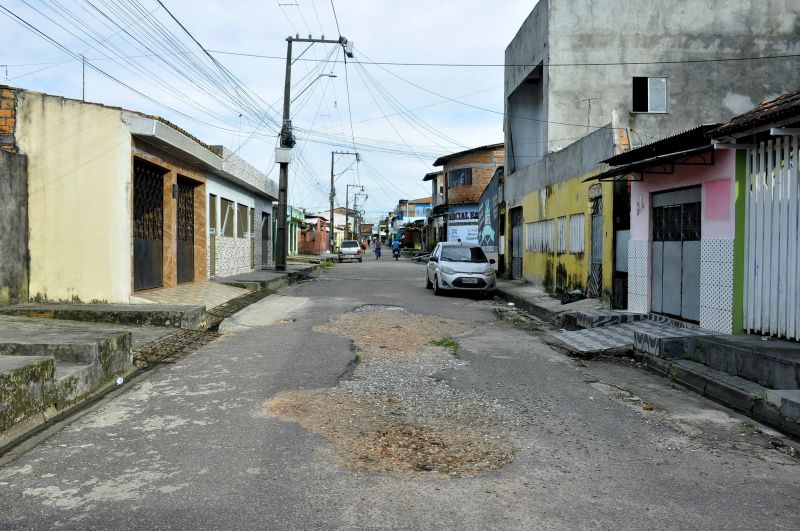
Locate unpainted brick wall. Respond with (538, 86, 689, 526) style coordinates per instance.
(444, 148, 504, 204)
(0, 88, 17, 153)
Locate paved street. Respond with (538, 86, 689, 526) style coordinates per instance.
(1, 257, 798, 530)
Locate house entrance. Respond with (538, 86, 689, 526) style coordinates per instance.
(176, 178, 195, 284)
(650, 187, 701, 321)
(510, 207, 523, 279)
(133, 159, 165, 291)
(588, 196, 603, 297)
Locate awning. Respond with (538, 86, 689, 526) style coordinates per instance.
(584, 146, 714, 183)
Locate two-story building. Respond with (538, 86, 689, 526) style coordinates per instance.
(432, 143, 504, 245)
(298, 214, 328, 255)
(503, 0, 800, 304)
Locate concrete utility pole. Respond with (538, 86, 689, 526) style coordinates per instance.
(329, 150, 360, 251)
(345, 184, 364, 240)
(276, 34, 354, 271)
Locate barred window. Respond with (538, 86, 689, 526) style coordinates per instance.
(525, 219, 553, 253)
(569, 214, 585, 253)
(447, 168, 472, 188)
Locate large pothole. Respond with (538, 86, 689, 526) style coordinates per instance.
(265, 308, 518, 477)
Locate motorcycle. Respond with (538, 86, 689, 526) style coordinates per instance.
(392, 248, 400, 261)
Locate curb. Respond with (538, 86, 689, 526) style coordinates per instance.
(640, 352, 800, 438)
(496, 288, 579, 329)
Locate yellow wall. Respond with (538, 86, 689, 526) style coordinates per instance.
(516, 173, 614, 301)
(16, 93, 133, 303)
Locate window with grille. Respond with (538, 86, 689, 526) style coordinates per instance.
(569, 214, 585, 253)
(525, 219, 553, 252)
(208, 194, 217, 234)
(556, 216, 567, 253)
(221, 198, 234, 237)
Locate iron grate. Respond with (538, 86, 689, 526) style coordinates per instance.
(133, 290, 271, 364)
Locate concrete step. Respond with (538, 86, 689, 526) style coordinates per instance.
(0, 303, 206, 330)
(53, 363, 97, 404)
(552, 320, 709, 356)
(642, 355, 800, 437)
(656, 334, 800, 390)
(574, 309, 647, 329)
(633, 326, 712, 357)
(0, 355, 56, 433)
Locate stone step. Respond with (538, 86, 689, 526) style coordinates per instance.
(574, 309, 647, 329)
(53, 363, 97, 405)
(633, 326, 712, 357)
(0, 303, 206, 330)
(552, 320, 709, 355)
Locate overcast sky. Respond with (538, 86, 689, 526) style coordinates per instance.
(0, 0, 534, 222)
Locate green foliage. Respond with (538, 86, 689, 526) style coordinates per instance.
(431, 338, 459, 355)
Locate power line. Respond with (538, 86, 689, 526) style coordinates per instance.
(329, 0, 341, 36)
(205, 49, 800, 67)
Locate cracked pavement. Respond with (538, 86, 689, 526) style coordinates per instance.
(0, 258, 798, 530)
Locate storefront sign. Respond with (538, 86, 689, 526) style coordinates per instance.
(447, 205, 479, 243)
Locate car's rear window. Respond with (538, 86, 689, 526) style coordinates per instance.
(441, 246, 488, 263)
(342, 241, 359, 248)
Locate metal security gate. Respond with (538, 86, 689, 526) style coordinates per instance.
(587, 197, 603, 297)
(510, 207, 523, 279)
(744, 135, 800, 339)
(133, 160, 164, 291)
(176, 179, 195, 284)
(650, 188, 701, 321)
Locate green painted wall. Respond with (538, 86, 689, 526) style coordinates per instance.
(731, 150, 746, 334)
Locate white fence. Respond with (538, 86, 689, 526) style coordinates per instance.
(744, 134, 800, 339)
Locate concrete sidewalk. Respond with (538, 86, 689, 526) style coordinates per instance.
(494, 280, 800, 437)
(495, 280, 604, 327)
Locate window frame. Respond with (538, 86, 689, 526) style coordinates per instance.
(220, 198, 234, 238)
(632, 76, 668, 114)
(447, 167, 473, 188)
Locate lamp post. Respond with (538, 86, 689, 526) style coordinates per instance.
(275, 35, 354, 272)
(328, 151, 359, 251)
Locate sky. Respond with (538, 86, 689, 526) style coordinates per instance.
(0, 0, 534, 222)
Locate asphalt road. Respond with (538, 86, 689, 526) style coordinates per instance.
(0, 256, 798, 530)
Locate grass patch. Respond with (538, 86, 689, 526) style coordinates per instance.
(431, 338, 459, 355)
(319, 260, 335, 268)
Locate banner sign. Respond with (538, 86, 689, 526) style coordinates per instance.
(447, 205, 479, 243)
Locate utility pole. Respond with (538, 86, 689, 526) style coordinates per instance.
(328, 150, 359, 251)
(276, 34, 354, 271)
(345, 184, 364, 240)
(81, 56, 86, 101)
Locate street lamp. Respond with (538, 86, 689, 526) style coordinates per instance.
(291, 73, 337, 104)
(275, 35, 353, 272)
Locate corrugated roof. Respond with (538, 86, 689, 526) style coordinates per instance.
(603, 124, 720, 166)
(432, 142, 504, 167)
(711, 89, 800, 138)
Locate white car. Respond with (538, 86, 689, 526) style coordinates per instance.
(426, 242, 496, 296)
(338, 240, 363, 262)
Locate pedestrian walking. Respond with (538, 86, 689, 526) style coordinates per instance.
(374, 240, 382, 259)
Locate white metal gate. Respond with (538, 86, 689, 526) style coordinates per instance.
(744, 134, 800, 339)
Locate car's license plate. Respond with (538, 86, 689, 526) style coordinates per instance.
(461, 278, 478, 284)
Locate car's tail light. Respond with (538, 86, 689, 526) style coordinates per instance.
(357, 249, 362, 254)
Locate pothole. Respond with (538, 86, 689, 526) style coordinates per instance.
(352, 304, 409, 314)
(266, 307, 518, 477)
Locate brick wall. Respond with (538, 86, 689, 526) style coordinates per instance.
(444, 147, 504, 204)
(0, 88, 17, 153)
